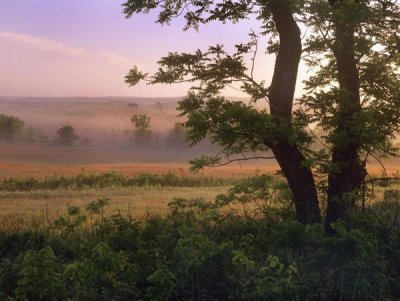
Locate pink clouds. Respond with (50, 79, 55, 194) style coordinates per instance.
(0, 31, 135, 67)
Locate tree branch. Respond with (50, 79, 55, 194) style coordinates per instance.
(212, 156, 276, 168)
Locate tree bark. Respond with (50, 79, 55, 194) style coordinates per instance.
(268, 6, 321, 224)
(270, 143, 322, 224)
(325, 0, 366, 234)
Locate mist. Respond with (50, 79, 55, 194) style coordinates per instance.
(0, 96, 220, 164)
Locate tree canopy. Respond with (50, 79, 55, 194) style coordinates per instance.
(57, 125, 79, 146)
(125, 114, 154, 145)
(124, 0, 400, 233)
(0, 114, 24, 142)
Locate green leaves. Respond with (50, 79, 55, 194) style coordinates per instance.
(1, 188, 400, 299)
(64, 242, 137, 299)
(146, 266, 176, 300)
(302, 0, 400, 162)
(125, 66, 148, 86)
(189, 155, 222, 172)
(123, 0, 254, 29)
(180, 93, 313, 173)
(152, 45, 249, 93)
(124, 36, 270, 103)
(123, 0, 400, 227)
(16, 247, 63, 300)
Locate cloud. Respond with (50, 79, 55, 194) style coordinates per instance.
(0, 31, 88, 56)
(0, 31, 134, 67)
(98, 52, 134, 67)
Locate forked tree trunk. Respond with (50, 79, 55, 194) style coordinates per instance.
(268, 6, 321, 224)
(325, 0, 367, 234)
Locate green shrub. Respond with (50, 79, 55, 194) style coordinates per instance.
(0, 171, 236, 191)
(0, 187, 399, 299)
(16, 247, 63, 300)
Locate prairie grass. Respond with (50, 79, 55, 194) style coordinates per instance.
(0, 186, 229, 230)
(0, 172, 239, 191)
(0, 159, 279, 179)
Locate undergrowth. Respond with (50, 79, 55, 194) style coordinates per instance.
(0, 171, 237, 191)
(0, 175, 399, 300)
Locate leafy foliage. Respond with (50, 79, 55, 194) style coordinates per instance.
(1, 182, 400, 299)
(301, 0, 400, 160)
(15, 246, 63, 300)
(122, 0, 400, 228)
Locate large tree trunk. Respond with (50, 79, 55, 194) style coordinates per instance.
(270, 143, 322, 224)
(268, 6, 321, 224)
(325, 0, 366, 234)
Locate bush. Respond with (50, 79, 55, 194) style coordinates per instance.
(0, 185, 399, 299)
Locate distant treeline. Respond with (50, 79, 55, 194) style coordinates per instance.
(0, 114, 84, 146)
(0, 113, 200, 149)
(123, 114, 190, 149)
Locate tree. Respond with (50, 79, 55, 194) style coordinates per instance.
(57, 125, 79, 146)
(302, 0, 400, 233)
(0, 114, 24, 142)
(165, 122, 187, 148)
(125, 114, 153, 145)
(123, 0, 400, 232)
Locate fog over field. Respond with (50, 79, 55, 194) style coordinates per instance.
(0, 96, 183, 143)
(0, 96, 227, 168)
(0, 96, 398, 175)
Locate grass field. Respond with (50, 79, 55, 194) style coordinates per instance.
(0, 142, 398, 229)
(0, 166, 398, 230)
(0, 145, 398, 179)
(0, 186, 230, 230)
(0, 160, 278, 179)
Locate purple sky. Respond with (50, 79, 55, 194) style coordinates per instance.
(0, 0, 306, 98)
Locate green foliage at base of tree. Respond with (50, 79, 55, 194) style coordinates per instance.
(1, 181, 399, 300)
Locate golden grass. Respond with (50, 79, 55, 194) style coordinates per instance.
(0, 160, 279, 179)
(0, 146, 399, 230)
(0, 186, 229, 229)
(0, 159, 398, 179)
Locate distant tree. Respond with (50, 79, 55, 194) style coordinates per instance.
(125, 114, 153, 145)
(165, 122, 187, 148)
(23, 127, 36, 143)
(22, 126, 44, 144)
(0, 114, 24, 142)
(57, 125, 79, 146)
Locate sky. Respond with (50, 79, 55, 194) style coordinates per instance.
(0, 0, 306, 98)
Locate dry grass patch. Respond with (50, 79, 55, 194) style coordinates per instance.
(0, 186, 229, 230)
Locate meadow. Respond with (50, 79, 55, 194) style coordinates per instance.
(0, 98, 399, 299)
(0, 140, 398, 229)
(1, 169, 399, 299)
